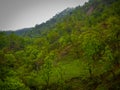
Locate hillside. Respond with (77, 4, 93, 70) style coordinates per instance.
(0, 0, 120, 90)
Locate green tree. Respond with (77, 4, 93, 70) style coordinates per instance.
(79, 30, 102, 77)
(42, 52, 55, 89)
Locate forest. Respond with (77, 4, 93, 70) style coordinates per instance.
(0, 0, 120, 90)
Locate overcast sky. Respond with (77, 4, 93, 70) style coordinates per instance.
(0, 0, 88, 31)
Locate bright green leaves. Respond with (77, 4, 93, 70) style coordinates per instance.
(2, 77, 28, 90)
(4, 54, 16, 67)
(102, 45, 113, 62)
(42, 52, 55, 88)
(97, 45, 114, 74)
(59, 34, 71, 48)
(80, 30, 102, 59)
(47, 31, 60, 44)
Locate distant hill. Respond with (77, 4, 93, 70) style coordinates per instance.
(23, 8, 74, 37)
(3, 8, 74, 37)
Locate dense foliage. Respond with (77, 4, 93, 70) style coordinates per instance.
(0, 0, 120, 90)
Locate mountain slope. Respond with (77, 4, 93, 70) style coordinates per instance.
(3, 8, 73, 37)
(0, 0, 120, 90)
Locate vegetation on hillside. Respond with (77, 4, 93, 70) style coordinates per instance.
(0, 0, 120, 90)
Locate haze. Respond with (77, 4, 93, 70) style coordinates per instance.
(0, 0, 88, 31)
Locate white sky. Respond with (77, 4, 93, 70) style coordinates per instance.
(0, 0, 88, 31)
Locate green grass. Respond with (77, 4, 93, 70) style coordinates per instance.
(49, 59, 89, 84)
